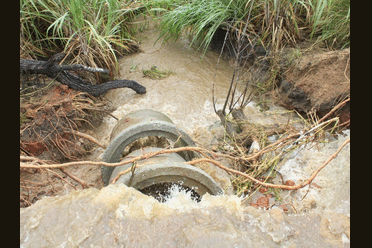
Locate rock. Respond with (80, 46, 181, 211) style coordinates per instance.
(248, 140, 260, 155)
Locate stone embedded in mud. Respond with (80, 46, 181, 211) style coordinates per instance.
(320, 212, 350, 241)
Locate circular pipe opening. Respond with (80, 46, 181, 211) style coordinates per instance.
(110, 147, 223, 201)
(140, 182, 201, 202)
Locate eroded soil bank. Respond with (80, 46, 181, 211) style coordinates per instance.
(276, 47, 350, 125)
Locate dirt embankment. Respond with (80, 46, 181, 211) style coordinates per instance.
(20, 80, 112, 207)
(276, 48, 350, 125)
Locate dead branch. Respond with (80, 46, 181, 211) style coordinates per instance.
(20, 196, 31, 207)
(59, 167, 88, 189)
(20, 52, 147, 97)
(317, 97, 350, 124)
(64, 130, 107, 149)
(188, 136, 349, 190)
(76, 106, 118, 120)
(45, 168, 77, 190)
(283, 118, 338, 153)
(20, 179, 50, 187)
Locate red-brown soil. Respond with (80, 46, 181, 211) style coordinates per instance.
(277, 48, 350, 125)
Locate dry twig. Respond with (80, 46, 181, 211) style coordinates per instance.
(64, 130, 107, 149)
(45, 168, 77, 190)
(186, 136, 348, 190)
(59, 167, 88, 189)
(317, 97, 350, 124)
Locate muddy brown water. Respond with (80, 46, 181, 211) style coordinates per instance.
(93, 21, 236, 148)
(92, 18, 302, 150)
(20, 18, 350, 247)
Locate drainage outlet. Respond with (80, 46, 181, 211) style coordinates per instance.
(110, 147, 223, 201)
(101, 109, 197, 186)
(102, 109, 223, 200)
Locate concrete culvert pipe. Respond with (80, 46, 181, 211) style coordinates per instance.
(110, 147, 223, 201)
(101, 109, 224, 200)
(101, 109, 197, 186)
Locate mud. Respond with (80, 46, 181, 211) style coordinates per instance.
(277, 48, 350, 124)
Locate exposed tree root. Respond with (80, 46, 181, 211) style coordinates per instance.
(317, 97, 350, 124)
(20, 135, 349, 191)
(20, 52, 146, 97)
(20, 81, 114, 207)
(189, 137, 349, 190)
(59, 167, 88, 189)
(64, 130, 107, 149)
(20, 85, 112, 161)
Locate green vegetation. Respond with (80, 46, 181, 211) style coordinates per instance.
(151, 0, 250, 51)
(20, 112, 30, 125)
(20, 0, 349, 75)
(146, 0, 350, 51)
(310, 0, 350, 48)
(20, 0, 143, 74)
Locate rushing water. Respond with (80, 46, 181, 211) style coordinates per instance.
(20, 18, 350, 247)
(20, 171, 350, 247)
(92, 22, 235, 149)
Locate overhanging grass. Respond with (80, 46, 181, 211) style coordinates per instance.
(144, 0, 349, 100)
(20, 0, 143, 75)
(147, 0, 350, 51)
(149, 0, 253, 52)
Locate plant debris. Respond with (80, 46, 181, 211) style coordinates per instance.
(142, 66, 174, 80)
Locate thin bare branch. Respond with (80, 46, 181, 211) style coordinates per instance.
(64, 130, 107, 149)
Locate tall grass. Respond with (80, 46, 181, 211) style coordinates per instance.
(20, 0, 142, 75)
(148, 0, 350, 51)
(158, 0, 252, 50)
(148, 0, 254, 53)
(310, 0, 350, 48)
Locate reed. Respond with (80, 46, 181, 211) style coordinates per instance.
(20, 0, 141, 75)
(149, 0, 251, 53)
(147, 0, 350, 52)
(309, 0, 350, 48)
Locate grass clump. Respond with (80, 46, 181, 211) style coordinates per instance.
(20, 0, 144, 76)
(142, 66, 174, 80)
